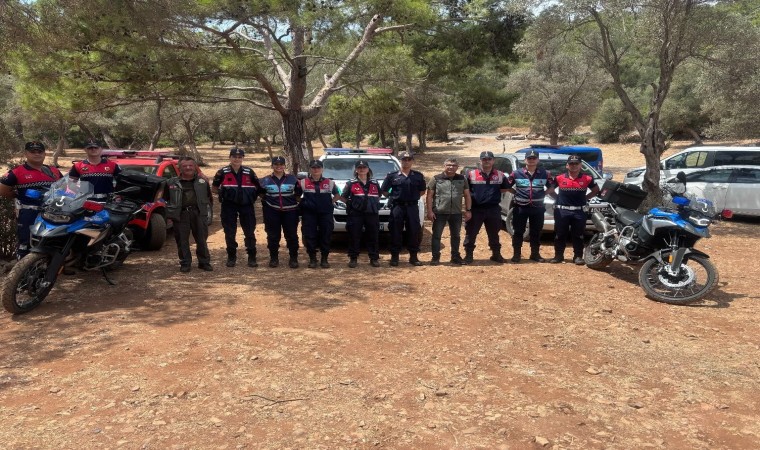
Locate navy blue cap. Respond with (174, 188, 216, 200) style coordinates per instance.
(25, 141, 45, 151)
(84, 140, 101, 149)
(354, 159, 369, 168)
(399, 151, 414, 160)
(479, 151, 495, 159)
(567, 155, 582, 163)
(524, 149, 539, 159)
(271, 156, 286, 165)
(309, 159, 323, 168)
(229, 147, 245, 157)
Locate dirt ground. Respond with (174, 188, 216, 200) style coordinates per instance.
(1, 136, 759, 449)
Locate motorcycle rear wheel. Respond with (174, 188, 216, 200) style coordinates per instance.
(638, 254, 718, 305)
(584, 233, 613, 270)
(1, 253, 56, 314)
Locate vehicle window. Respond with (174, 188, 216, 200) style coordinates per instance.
(714, 151, 760, 165)
(518, 160, 598, 180)
(162, 164, 178, 179)
(733, 168, 760, 184)
(322, 158, 399, 180)
(576, 151, 601, 162)
(665, 151, 709, 169)
(493, 157, 513, 173)
(120, 165, 158, 175)
(686, 169, 732, 183)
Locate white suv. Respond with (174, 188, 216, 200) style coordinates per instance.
(318, 148, 425, 232)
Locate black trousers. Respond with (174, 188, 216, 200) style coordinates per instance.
(15, 208, 38, 260)
(301, 210, 334, 256)
(463, 205, 502, 252)
(554, 208, 586, 258)
(173, 207, 210, 267)
(388, 204, 421, 254)
(512, 205, 545, 251)
(263, 206, 300, 257)
(220, 203, 256, 258)
(346, 213, 379, 260)
(430, 213, 462, 258)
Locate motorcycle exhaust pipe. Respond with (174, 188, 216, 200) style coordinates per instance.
(590, 211, 612, 233)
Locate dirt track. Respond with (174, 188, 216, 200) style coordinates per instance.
(1, 137, 759, 449)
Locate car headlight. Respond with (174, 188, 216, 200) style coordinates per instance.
(335, 200, 346, 210)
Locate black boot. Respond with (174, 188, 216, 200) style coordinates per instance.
(269, 252, 279, 268)
(226, 250, 236, 267)
(430, 254, 441, 266)
(490, 250, 506, 264)
(308, 254, 318, 269)
(348, 257, 358, 268)
(320, 253, 330, 268)
(289, 255, 299, 269)
(409, 252, 422, 266)
(511, 248, 521, 263)
(464, 249, 474, 265)
(529, 248, 545, 263)
(247, 253, 258, 268)
(390, 253, 399, 267)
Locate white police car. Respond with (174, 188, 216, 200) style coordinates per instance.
(318, 148, 425, 232)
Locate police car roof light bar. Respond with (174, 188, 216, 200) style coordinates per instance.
(366, 148, 393, 155)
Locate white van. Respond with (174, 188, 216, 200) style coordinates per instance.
(623, 146, 760, 185)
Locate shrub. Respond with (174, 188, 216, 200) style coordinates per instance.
(459, 115, 505, 134)
(591, 98, 633, 143)
(567, 134, 590, 145)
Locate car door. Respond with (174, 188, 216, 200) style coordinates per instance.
(684, 168, 733, 212)
(726, 168, 760, 216)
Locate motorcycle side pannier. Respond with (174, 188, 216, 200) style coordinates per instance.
(115, 170, 166, 202)
(599, 180, 647, 209)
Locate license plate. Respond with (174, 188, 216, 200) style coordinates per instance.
(379, 223, 387, 231)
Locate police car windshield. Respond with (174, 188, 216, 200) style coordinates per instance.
(119, 164, 158, 175)
(518, 160, 599, 179)
(322, 158, 399, 180)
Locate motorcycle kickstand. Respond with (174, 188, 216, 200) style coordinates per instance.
(101, 267, 116, 286)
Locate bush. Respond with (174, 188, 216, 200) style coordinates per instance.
(459, 115, 505, 134)
(591, 98, 633, 143)
(0, 198, 15, 260)
(567, 134, 590, 145)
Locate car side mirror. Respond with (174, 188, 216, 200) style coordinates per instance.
(602, 172, 614, 180)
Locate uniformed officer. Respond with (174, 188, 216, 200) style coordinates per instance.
(212, 147, 260, 268)
(547, 155, 601, 265)
(0, 141, 63, 259)
(505, 149, 554, 263)
(341, 160, 382, 268)
(299, 159, 340, 268)
(68, 140, 121, 199)
(380, 151, 427, 266)
(166, 157, 213, 273)
(463, 151, 510, 264)
(259, 156, 303, 268)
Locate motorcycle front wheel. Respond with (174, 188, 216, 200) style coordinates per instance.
(1, 253, 56, 314)
(638, 254, 718, 305)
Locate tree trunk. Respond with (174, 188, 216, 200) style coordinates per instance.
(417, 118, 427, 153)
(405, 123, 413, 153)
(334, 124, 342, 148)
(182, 118, 204, 165)
(149, 100, 163, 151)
(318, 132, 328, 150)
(638, 119, 667, 210)
(686, 127, 703, 146)
(263, 136, 274, 161)
(282, 109, 309, 174)
(355, 116, 362, 149)
(379, 127, 387, 148)
(102, 131, 118, 149)
(52, 121, 67, 167)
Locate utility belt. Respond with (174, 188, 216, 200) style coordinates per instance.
(555, 205, 585, 211)
(182, 205, 199, 211)
(392, 201, 418, 207)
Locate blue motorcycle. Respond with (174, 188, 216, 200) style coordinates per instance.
(584, 173, 719, 305)
(1, 177, 144, 314)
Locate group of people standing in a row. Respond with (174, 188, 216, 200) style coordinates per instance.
(1, 142, 600, 271)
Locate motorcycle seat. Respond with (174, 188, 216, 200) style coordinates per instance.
(618, 209, 644, 226)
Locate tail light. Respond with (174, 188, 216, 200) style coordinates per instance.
(83, 200, 104, 212)
(721, 209, 733, 219)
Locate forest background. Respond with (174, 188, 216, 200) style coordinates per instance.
(2, 0, 760, 258)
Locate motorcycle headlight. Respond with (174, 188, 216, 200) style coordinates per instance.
(687, 213, 711, 227)
(42, 211, 73, 224)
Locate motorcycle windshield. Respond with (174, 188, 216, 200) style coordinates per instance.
(43, 177, 95, 213)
